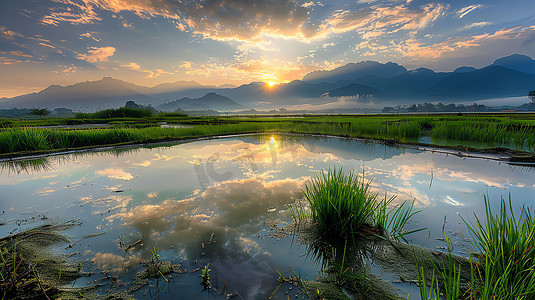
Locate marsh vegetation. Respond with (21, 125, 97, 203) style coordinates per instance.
(2, 112, 535, 159)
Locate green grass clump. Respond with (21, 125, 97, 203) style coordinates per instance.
(464, 196, 535, 299)
(294, 168, 421, 244)
(300, 168, 382, 241)
(418, 196, 535, 300)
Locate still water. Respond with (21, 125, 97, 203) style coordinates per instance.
(1, 134, 534, 299)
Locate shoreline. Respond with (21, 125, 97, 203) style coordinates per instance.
(1, 131, 534, 165)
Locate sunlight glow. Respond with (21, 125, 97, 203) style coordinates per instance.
(268, 81, 276, 87)
(266, 136, 279, 150)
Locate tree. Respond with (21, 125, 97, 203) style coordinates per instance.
(31, 108, 50, 119)
(529, 90, 535, 102)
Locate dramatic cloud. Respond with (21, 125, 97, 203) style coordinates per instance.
(77, 46, 115, 63)
(40, 0, 446, 43)
(1, 0, 534, 97)
(395, 25, 535, 60)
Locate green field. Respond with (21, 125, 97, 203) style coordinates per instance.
(2, 112, 535, 158)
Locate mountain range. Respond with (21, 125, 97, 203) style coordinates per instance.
(1, 54, 534, 112)
(157, 93, 245, 111)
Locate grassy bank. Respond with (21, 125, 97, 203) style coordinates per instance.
(0, 120, 420, 156)
(2, 113, 535, 157)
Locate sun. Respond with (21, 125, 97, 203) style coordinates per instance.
(267, 81, 276, 87)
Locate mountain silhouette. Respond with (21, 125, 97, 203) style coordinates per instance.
(0, 77, 155, 110)
(2, 54, 535, 111)
(491, 54, 535, 74)
(302, 61, 408, 84)
(157, 93, 246, 111)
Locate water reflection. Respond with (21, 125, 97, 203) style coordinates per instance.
(0, 158, 54, 175)
(1, 134, 535, 299)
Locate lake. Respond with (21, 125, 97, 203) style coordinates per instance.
(1, 134, 534, 299)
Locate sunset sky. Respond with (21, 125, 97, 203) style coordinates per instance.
(1, 0, 534, 98)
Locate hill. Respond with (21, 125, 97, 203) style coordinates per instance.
(0, 77, 155, 111)
(157, 93, 246, 111)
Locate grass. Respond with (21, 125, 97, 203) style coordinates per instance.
(291, 167, 421, 244)
(416, 196, 535, 300)
(3, 113, 535, 156)
(431, 121, 535, 151)
(298, 167, 384, 241)
(0, 120, 419, 155)
(463, 196, 535, 299)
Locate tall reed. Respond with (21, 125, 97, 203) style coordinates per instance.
(463, 196, 535, 299)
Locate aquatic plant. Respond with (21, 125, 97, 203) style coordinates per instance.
(0, 221, 82, 299)
(416, 196, 535, 300)
(298, 167, 384, 242)
(463, 196, 535, 299)
(376, 198, 425, 242)
(200, 264, 211, 291)
(294, 167, 421, 245)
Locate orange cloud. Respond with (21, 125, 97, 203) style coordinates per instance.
(9, 51, 32, 58)
(181, 59, 323, 84)
(40, 0, 101, 26)
(95, 167, 133, 180)
(0, 26, 22, 40)
(143, 68, 170, 78)
(395, 25, 533, 60)
(121, 62, 141, 70)
(78, 46, 116, 63)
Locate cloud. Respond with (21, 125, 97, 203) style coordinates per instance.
(312, 3, 446, 41)
(456, 5, 482, 18)
(143, 68, 170, 78)
(464, 22, 492, 30)
(80, 32, 101, 42)
(47, 0, 445, 44)
(394, 25, 534, 60)
(182, 58, 322, 83)
(0, 26, 22, 40)
(95, 168, 134, 180)
(40, 0, 102, 26)
(9, 51, 33, 58)
(39, 43, 56, 49)
(121, 62, 141, 70)
(77, 46, 116, 63)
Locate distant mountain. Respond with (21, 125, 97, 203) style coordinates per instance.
(453, 66, 477, 73)
(0, 77, 155, 110)
(491, 54, 535, 74)
(149, 80, 205, 94)
(2, 54, 535, 111)
(327, 83, 384, 98)
(157, 93, 246, 111)
(425, 66, 535, 100)
(302, 61, 408, 84)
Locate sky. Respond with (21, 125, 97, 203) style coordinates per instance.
(0, 0, 534, 98)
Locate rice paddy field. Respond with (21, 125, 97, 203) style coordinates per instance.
(2, 113, 535, 158)
(1, 113, 535, 299)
